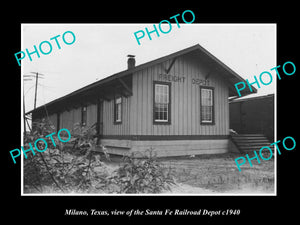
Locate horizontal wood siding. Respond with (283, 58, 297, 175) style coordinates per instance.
(130, 53, 229, 136)
(131, 139, 228, 157)
(101, 139, 228, 157)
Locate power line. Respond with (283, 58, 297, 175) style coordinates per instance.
(30, 72, 45, 109)
(22, 74, 33, 134)
(23, 72, 46, 132)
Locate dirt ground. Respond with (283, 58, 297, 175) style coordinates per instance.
(157, 153, 275, 194)
(23, 152, 275, 195)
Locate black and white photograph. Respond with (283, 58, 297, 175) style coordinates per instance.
(4, 7, 298, 224)
(21, 24, 276, 195)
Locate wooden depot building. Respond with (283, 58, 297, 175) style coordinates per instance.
(27, 44, 256, 157)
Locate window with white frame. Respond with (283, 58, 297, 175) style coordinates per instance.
(200, 87, 214, 124)
(114, 97, 122, 123)
(154, 82, 170, 123)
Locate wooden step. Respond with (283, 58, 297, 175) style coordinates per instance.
(232, 136, 269, 140)
(238, 143, 274, 148)
(233, 140, 270, 145)
(238, 145, 274, 151)
(230, 134, 273, 153)
(238, 143, 273, 147)
(232, 134, 265, 137)
(232, 141, 271, 146)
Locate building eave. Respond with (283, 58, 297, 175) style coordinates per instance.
(26, 43, 256, 116)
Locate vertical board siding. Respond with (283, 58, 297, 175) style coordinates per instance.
(102, 96, 131, 136)
(87, 104, 97, 127)
(43, 52, 229, 139)
(60, 110, 73, 131)
(46, 104, 98, 135)
(130, 53, 229, 136)
(48, 113, 57, 129)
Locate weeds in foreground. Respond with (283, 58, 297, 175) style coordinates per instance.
(24, 120, 174, 194)
(24, 120, 109, 193)
(102, 151, 175, 193)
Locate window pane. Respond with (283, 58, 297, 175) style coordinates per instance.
(155, 85, 169, 103)
(115, 97, 122, 122)
(116, 104, 121, 121)
(202, 106, 212, 121)
(154, 83, 170, 122)
(163, 111, 168, 121)
(155, 103, 168, 121)
(201, 88, 213, 123)
(201, 89, 212, 106)
(159, 111, 164, 120)
(116, 97, 122, 104)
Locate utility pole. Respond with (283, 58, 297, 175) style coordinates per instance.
(23, 84, 27, 134)
(30, 72, 44, 109)
(23, 72, 44, 133)
(23, 75, 34, 134)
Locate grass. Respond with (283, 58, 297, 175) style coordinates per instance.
(23, 152, 275, 194)
(158, 153, 275, 193)
(92, 152, 275, 194)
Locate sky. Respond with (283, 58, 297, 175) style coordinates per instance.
(22, 23, 276, 113)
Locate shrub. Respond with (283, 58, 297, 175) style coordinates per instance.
(105, 151, 175, 194)
(23, 120, 108, 193)
(24, 120, 174, 194)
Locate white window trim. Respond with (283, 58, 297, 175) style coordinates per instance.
(200, 87, 214, 124)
